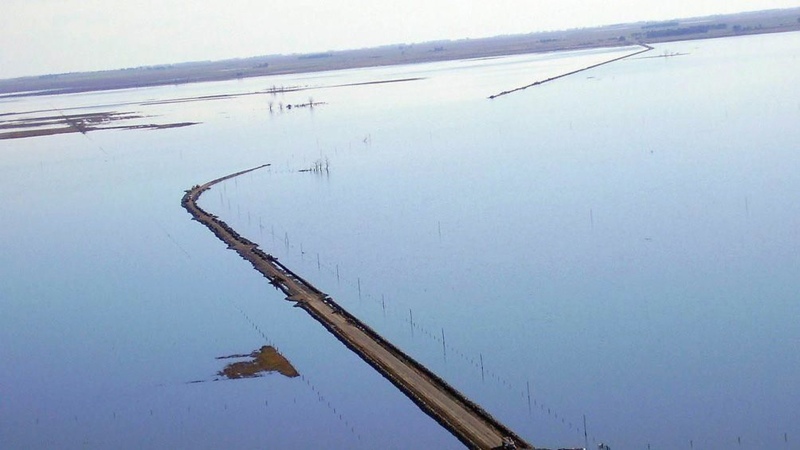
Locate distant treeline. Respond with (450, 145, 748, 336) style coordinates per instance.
(643, 23, 727, 39)
(298, 52, 333, 60)
(641, 21, 680, 30)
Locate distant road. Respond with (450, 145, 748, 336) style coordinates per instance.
(487, 43, 653, 98)
(2, 7, 798, 98)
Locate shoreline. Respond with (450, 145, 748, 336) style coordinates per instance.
(2, 8, 798, 98)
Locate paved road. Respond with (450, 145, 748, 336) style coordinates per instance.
(182, 165, 532, 450)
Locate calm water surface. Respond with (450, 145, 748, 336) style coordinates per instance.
(1, 35, 798, 449)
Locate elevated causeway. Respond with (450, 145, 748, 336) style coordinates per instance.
(182, 164, 533, 449)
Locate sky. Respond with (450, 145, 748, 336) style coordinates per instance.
(1, 0, 798, 79)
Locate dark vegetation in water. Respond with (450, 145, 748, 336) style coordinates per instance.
(299, 157, 330, 174)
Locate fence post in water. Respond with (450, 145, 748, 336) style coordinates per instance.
(526, 381, 531, 414)
(583, 414, 588, 449)
(441, 328, 446, 361)
(480, 353, 484, 381)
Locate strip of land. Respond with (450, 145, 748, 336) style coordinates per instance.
(2, 8, 798, 98)
(0, 110, 198, 140)
(488, 43, 653, 98)
(182, 165, 532, 450)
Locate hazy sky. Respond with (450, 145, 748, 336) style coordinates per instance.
(1, 0, 798, 79)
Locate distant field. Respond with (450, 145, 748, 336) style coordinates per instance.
(1, 7, 798, 97)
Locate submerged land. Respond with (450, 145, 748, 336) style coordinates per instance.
(0, 8, 798, 98)
(2, 9, 796, 449)
(0, 111, 198, 140)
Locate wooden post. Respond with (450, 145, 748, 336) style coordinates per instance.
(441, 328, 447, 361)
(583, 414, 588, 449)
(526, 381, 531, 414)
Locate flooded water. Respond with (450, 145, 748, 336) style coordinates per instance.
(1, 33, 798, 449)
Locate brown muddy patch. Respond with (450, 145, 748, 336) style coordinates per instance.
(217, 345, 299, 379)
(0, 110, 199, 140)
